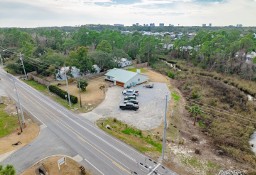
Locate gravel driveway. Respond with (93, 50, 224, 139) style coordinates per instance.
(80, 82, 170, 130)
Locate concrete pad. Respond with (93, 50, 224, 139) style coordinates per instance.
(80, 82, 170, 130)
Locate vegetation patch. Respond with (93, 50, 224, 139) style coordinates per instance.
(127, 67, 147, 73)
(97, 118, 162, 155)
(0, 104, 18, 138)
(172, 91, 180, 102)
(49, 85, 78, 104)
(24, 80, 48, 92)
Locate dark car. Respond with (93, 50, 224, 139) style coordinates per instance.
(124, 95, 136, 100)
(119, 103, 139, 111)
(144, 84, 154, 88)
(124, 99, 139, 105)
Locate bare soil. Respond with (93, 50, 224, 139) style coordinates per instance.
(0, 98, 40, 155)
(21, 156, 91, 175)
(59, 77, 110, 111)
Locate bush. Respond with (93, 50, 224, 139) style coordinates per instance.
(168, 71, 176, 79)
(49, 85, 78, 104)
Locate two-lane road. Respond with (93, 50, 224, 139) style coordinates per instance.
(0, 68, 177, 175)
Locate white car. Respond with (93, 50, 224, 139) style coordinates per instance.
(122, 89, 139, 96)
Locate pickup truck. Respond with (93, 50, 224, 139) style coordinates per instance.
(119, 103, 139, 111)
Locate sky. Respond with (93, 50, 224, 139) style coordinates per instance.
(0, 0, 256, 27)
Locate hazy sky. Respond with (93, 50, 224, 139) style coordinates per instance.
(0, 0, 256, 27)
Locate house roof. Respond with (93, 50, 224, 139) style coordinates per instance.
(105, 68, 140, 83)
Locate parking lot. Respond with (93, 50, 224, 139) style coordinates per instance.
(80, 82, 170, 130)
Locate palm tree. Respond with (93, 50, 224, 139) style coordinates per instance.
(189, 105, 202, 126)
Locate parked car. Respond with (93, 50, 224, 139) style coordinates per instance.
(144, 84, 154, 88)
(122, 89, 139, 96)
(124, 99, 139, 104)
(124, 95, 136, 100)
(119, 103, 139, 111)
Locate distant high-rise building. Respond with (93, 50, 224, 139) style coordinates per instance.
(236, 24, 243, 27)
(136, 23, 139, 26)
(143, 24, 149, 27)
(209, 23, 212, 27)
(159, 23, 164, 27)
(150, 23, 155, 27)
(169, 24, 174, 27)
(202, 24, 206, 27)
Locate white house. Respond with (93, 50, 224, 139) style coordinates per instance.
(92, 64, 101, 73)
(56, 66, 80, 80)
(105, 68, 148, 88)
(117, 58, 132, 68)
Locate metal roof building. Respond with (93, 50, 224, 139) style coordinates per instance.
(105, 68, 148, 88)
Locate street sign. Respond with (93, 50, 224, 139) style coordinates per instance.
(57, 157, 66, 170)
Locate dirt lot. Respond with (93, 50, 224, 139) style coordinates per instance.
(0, 98, 40, 155)
(59, 77, 109, 111)
(21, 156, 91, 175)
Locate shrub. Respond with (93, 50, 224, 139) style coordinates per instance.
(49, 85, 78, 104)
(168, 71, 176, 79)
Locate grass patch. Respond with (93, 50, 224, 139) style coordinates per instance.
(97, 118, 162, 155)
(0, 104, 18, 138)
(172, 91, 180, 102)
(23, 80, 79, 111)
(23, 80, 48, 92)
(127, 68, 147, 73)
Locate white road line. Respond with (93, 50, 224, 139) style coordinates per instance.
(84, 157, 105, 175)
(147, 163, 161, 175)
(17, 88, 131, 174)
(16, 79, 136, 163)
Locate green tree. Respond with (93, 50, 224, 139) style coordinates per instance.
(68, 46, 92, 73)
(189, 105, 202, 126)
(77, 79, 88, 91)
(96, 40, 112, 53)
(89, 51, 116, 70)
(0, 164, 16, 175)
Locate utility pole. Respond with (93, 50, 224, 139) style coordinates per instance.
(14, 80, 25, 128)
(162, 94, 168, 161)
(19, 53, 28, 80)
(78, 80, 82, 108)
(64, 66, 71, 107)
(15, 105, 23, 132)
(0, 53, 3, 66)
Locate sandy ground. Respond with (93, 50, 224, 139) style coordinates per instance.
(0, 120, 39, 155)
(0, 98, 40, 155)
(21, 156, 90, 175)
(59, 77, 109, 110)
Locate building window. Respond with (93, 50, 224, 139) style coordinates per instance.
(138, 78, 140, 81)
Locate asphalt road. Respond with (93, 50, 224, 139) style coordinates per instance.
(0, 68, 178, 175)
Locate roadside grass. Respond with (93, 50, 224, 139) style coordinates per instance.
(179, 154, 221, 175)
(127, 67, 147, 73)
(97, 118, 162, 155)
(0, 104, 18, 138)
(23, 80, 80, 111)
(24, 80, 48, 92)
(172, 91, 180, 103)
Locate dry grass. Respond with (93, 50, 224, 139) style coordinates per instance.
(58, 77, 108, 111)
(21, 156, 91, 175)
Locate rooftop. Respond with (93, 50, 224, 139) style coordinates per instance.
(105, 68, 138, 83)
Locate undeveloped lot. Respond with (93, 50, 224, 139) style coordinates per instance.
(59, 77, 108, 110)
(81, 82, 170, 130)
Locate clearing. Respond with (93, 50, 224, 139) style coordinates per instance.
(58, 77, 108, 111)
